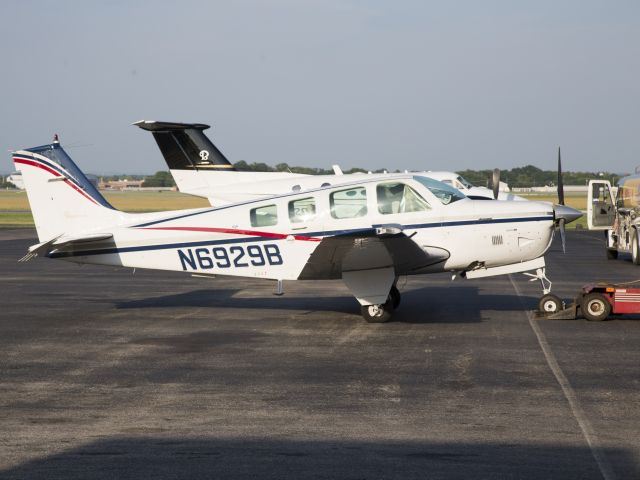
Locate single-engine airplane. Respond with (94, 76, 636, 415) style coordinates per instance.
(133, 120, 528, 204)
(13, 132, 581, 322)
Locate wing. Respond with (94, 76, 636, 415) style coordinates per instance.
(298, 226, 450, 280)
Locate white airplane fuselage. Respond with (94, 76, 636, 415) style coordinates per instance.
(169, 169, 528, 206)
(49, 174, 554, 280)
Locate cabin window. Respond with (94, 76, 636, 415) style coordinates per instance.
(250, 204, 277, 227)
(330, 186, 367, 219)
(289, 197, 316, 223)
(377, 182, 431, 214)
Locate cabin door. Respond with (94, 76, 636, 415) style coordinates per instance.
(587, 180, 615, 230)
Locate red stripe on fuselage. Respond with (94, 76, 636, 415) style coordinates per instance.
(140, 226, 321, 242)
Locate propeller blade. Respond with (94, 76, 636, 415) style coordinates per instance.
(557, 147, 565, 206)
(559, 218, 566, 254)
(492, 168, 500, 200)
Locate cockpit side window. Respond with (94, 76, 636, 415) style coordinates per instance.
(413, 175, 466, 205)
(377, 182, 431, 214)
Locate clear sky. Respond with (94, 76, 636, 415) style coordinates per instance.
(1, 0, 639, 174)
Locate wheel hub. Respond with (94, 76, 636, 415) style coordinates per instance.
(588, 301, 603, 314)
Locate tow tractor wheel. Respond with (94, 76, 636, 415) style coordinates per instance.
(389, 286, 401, 309)
(606, 248, 618, 260)
(581, 292, 611, 321)
(538, 294, 562, 314)
(361, 299, 394, 323)
(632, 230, 640, 265)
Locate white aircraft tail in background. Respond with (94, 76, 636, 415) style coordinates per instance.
(133, 120, 305, 204)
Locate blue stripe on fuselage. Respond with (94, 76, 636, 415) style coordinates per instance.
(48, 215, 552, 259)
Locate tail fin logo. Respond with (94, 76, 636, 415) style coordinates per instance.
(199, 150, 209, 162)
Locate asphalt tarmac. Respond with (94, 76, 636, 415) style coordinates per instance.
(0, 229, 638, 479)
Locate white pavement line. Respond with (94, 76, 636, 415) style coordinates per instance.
(509, 275, 616, 480)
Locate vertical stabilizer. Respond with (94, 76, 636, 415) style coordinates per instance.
(13, 140, 122, 242)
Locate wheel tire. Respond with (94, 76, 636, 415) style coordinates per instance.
(632, 230, 640, 265)
(361, 301, 394, 323)
(538, 294, 563, 314)
(389, 286, 401, 309)
(606, 249, 618, 260)
(581, 293, 611, 321)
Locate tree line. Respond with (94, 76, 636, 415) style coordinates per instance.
(233, 161, 622, 187)
(6, 164, 623, 190)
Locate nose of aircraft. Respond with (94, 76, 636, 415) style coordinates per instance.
(554, 204, 582, 225)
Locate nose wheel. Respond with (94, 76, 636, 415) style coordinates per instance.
(538, 293, 562, 313)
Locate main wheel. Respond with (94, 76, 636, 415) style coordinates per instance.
(389, 286, 401, 309)
(581, 293, 611, 321)
(361, 301, 394, 323)
(632, 230, 640, 265)
(538, 294, 562, 314)
(606, 248, 618, 260)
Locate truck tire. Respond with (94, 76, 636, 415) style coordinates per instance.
(606, 249, 618, 260)
(581, 293, 611, 321)
(632, 230, 640, 265)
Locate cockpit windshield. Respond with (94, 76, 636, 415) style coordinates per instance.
(456, 175, 474, 189)
(413, 175, 466, 205)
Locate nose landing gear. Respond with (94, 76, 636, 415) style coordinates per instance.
(524, 267, 562, 313)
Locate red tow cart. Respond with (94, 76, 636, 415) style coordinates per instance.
(540, 282, 640, 321)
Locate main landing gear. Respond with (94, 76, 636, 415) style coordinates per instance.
(360, 285, 401, 323)
(524, 267, 563, 314)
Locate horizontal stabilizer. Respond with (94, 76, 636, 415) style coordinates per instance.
(20, 233, 113, 262)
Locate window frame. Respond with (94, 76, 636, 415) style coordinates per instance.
(288, 196, 317, 224)
(329, 186, 368, 219)
(376, 181, 431, 215)
(250, 204, 278, 227)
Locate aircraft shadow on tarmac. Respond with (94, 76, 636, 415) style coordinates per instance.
(113, 287, 537, 325)
(0, 437, 634, 480)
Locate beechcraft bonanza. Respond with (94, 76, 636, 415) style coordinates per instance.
(133, 120, 528, 204)
(13, 131, 581, 322)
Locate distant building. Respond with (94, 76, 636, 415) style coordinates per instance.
(98, 178, 145, 190)
(85, 174, 99, 189)
(7, 172, 25, 189)
(4, 171, 97, 190)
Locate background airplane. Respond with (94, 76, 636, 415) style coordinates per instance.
(133, 120, 529, 205)
(13, 133, 580, 321)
